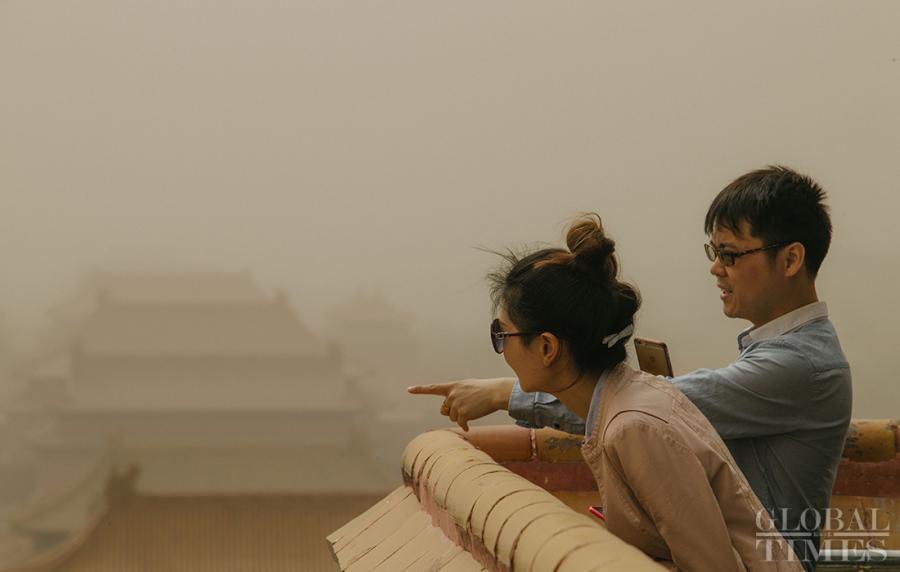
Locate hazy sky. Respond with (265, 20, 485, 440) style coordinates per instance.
(2, 1, 898, 416)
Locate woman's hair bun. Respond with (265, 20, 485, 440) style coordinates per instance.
(566, 213, 617, 273)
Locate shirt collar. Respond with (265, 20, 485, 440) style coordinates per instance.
(585, 369, 610, 437)
(737, 301, 829, 351)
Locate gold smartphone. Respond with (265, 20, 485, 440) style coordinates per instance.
(634, 337, 673, 377)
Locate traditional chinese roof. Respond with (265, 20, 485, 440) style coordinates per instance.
(331, 422, 900, 571)
(92, 271, 268, 303)
(40, 271, 329, 357)
(78, 271, 266, 305)
(7, 421, 899, 571)
(45, 271, 268, 331)
(77, 299, 327, 357)
(329, 429, 665, 571)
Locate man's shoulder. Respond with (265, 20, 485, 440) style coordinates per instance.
(752, 317, 850, 374)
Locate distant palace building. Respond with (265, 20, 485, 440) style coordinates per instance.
(27, 271, 382, 493)
(3, 272, 388, 570)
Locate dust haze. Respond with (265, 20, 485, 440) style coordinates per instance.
(0, 0, 898, 521)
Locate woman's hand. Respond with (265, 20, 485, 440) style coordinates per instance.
(407, 378, 516, 431)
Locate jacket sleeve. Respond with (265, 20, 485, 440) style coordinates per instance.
(507, 379, 586, 435)
(605, 413, 743, 572)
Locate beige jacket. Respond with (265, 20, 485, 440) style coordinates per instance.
(581, 364, 803, 572)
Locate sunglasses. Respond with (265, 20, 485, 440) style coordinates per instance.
(490, 318, 535, 354)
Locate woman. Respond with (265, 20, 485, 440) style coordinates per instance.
(482, 214, 800, 571)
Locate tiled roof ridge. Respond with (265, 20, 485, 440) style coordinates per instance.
(329, 429, 665, 571)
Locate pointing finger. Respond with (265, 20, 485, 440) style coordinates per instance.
(407, 384, 452, 396)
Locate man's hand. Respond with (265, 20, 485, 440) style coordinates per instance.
(407, 378, 516, 432)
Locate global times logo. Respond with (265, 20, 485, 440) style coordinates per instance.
(756, 507, 892, 563)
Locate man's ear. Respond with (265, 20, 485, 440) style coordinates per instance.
(783, 242, 806, 278)
(540, 333, 561, 366)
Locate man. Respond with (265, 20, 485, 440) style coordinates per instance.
(409, 166, 852, 571)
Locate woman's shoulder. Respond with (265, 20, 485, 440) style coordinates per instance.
(604, 367, 677, 422)
(596, 367, 679, 443)
(602, 409, 693, 461)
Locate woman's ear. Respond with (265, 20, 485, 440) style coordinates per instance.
(540, 332, 561, 366)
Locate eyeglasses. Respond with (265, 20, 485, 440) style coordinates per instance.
(490, 318, 535, 354)
(704, 241, 789, 267)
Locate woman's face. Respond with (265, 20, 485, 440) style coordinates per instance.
(498, 305, 548, 393)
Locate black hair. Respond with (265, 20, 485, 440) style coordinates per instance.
(704, 166, 832, 277)
(487, 214, 641, 374)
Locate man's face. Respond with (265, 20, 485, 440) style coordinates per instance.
(709, 221, 783, 328)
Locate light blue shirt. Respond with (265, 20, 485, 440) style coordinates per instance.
(584, 370, 608, 438)
(508, 302, 852, 570)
